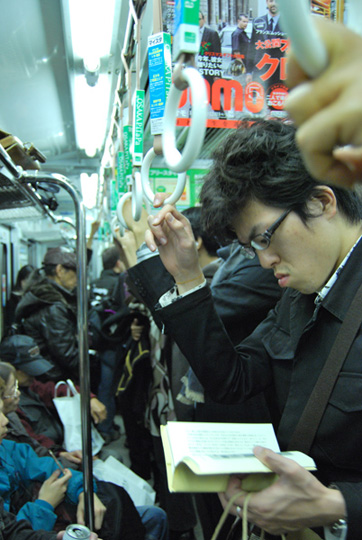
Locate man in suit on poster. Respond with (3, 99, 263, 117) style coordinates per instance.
(232, 13, 250, 60)
(246, 0, 288, 113)
(198, 11, 222, 88)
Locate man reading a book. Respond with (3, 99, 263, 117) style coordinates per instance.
(144, 119, 361, 540)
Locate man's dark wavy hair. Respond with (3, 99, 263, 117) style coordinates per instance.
(200, 119, 362, 244)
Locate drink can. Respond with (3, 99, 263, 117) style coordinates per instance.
(63, 524, 91, 540)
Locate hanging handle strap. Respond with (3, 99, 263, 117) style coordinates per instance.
(288, 280, 362, 454)
(278, 0, 328, 78)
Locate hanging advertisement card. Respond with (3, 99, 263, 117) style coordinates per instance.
(148, 32, 172, 135)
(161, 0, 336, 129)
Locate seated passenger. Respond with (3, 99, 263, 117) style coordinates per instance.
(0, 340, 106, 460)
(0, 495, 100, 540)
(0, 375, 168, 540)
(15, 247, 80, 381)
(0, 376, 139, 537)
(0, 360, 81, 466)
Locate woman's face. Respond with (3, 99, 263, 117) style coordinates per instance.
(3, 372, 21, 414)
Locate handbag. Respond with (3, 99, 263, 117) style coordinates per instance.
(53, 379, 104, 456)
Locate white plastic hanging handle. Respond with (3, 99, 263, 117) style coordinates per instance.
(111, 215, 125, 239)
(116, 192, 132, 229)
(141, 148, 187, 205)
(278, 0, 328, 78)
(162, 66, 207, 173)
(132, 170, 143, 221)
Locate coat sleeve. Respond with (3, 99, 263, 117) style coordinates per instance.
(35, 303, 79, 380)
(5, 441, 93, 529)
(157, 284, 276, 404)
(1, 501, 57, 540)
(211, 261, 281, 345)
(16, 500, 57, 531)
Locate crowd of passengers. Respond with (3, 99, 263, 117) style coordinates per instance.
(0, 22, 362, 540)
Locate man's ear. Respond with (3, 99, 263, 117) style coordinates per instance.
(309, 186, 338, 220)
(55, 264, 63, 277)
(196, 236, 203, 251)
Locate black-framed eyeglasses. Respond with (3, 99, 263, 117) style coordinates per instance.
(238, 209, 291, 259)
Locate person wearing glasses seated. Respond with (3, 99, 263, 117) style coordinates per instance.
(144, 119, 362, 540)
(0, 372, 168, 540)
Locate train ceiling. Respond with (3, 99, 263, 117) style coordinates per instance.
(0, 0, 227, 230)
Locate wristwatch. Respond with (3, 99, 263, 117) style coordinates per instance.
(325, 485, 347, 540)
(325, 519, 347, 540)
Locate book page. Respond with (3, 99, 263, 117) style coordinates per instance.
(167, 422, 280, 471)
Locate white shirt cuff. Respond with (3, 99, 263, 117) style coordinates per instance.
(159, 280, 207, 307)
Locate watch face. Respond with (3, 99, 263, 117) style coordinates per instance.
(327, 519, 347, 540)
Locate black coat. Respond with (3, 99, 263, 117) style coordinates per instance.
(157, 239, 362, 540)
(231, 27, 249, 57)
(200, 26, 221, 54)
(16, 277, 79, 381)
(128, 247, 282, 423)
(0, 498, 57, 540)
(198, 26, 222, 85)
(90, 268, 121, 298)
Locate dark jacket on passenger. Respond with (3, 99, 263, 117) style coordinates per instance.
(4, 291, 22, 332)
(7, 411, 56, 457)
(127, 247, 282, 423)
(15, 277, 78, 381)
(6, 409, 81, 470)
(91, 268, 121, 298)
(0, 498, 57, 540)
(210, 244, 282, 346)
(156, 238, 362, 540)
(16, 386, 63, 446)
(14, 379, 96, 451)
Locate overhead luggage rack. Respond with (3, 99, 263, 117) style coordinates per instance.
(0, 145, 48, 222)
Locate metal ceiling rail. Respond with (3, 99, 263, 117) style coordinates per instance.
(0, 147, 95, 531)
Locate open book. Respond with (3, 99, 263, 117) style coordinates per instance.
(161, 421, 316, 493)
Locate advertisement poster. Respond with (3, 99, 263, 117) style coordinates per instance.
(162, 0, 336, 129)
(149, 168, 212, 207)
(149, 168, 191, 208)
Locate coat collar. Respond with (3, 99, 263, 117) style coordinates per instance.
(321, 236, 362, 321)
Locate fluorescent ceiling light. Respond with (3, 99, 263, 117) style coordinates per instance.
(73, 74, 111, 156)
(69, 0, 116, 155)
(80, 173, 99, 209)
(68, 0, 116, 67)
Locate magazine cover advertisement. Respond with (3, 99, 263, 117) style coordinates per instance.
(161, 0, 336, 128)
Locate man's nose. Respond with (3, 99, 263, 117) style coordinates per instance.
(257, 248, 280, 269)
